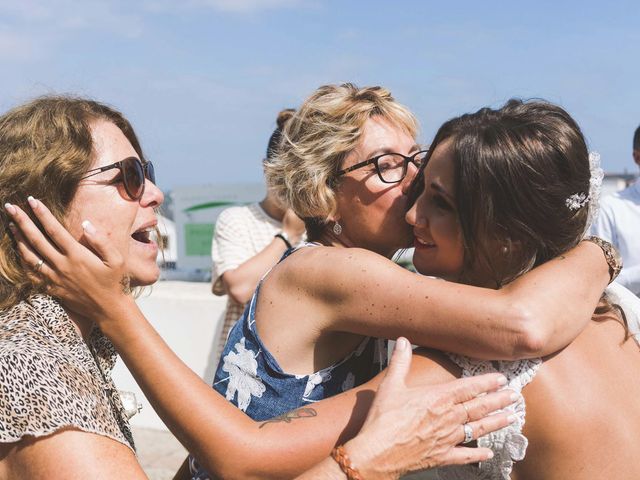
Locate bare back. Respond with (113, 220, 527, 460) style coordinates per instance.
(514, 315, 640, 479)
(408, 313, 640, 479)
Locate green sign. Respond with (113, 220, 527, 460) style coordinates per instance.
(185, 223, 214, 256)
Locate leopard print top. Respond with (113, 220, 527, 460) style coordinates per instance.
(0, 294, 135, 451)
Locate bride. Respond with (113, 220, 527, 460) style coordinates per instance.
(403, 99, 640, 479)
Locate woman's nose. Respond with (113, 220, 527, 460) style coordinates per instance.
(406, 194, 428, 228)
(401, 162, 419, 195)
(141, 180, 164, 208)
(406, 201, 417, 227)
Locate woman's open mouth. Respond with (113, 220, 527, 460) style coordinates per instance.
(131, 227, 153, 244)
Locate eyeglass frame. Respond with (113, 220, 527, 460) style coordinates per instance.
(336, 149, 429, 184)
(80, 156, 155, 200)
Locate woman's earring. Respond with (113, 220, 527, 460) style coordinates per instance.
(502, 245, 508, 254)
(333, 221, 342, 235)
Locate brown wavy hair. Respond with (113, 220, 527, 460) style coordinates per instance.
(0, 95, 146, 310)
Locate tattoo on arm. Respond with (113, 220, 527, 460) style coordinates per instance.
(258, 407, 317, 429)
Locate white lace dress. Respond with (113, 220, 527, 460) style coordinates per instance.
(419, 282, 640, 480)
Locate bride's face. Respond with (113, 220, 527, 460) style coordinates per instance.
(405, 139, 465, 281)
(65, 120, 164, 287)
(406, 138, 514, 287)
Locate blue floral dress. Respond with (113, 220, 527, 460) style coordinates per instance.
(189, 244, 388, 479)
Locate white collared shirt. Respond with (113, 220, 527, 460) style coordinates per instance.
(590, 181, 640, 295)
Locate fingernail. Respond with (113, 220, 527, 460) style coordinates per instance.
(396, 337, 408, 351)
(507, 414, 518, 424)
(4, 203, 16, 215)
(510, 392, 520, 402)
(82, 220, 96, 235)
(485, 450, 494, 460)
(497, 375, 508, 386)
(27, 196, 38, 209)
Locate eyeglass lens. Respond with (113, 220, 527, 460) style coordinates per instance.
(121, 157, 149, 200)
(377, 152, 427, 182)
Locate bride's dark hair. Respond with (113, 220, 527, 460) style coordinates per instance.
(410, 99, 630, 336)
(413, 99, 591, 287)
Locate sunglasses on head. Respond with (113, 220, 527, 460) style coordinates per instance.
(80, 156, 155, 201)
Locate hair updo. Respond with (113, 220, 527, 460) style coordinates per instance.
(413, 99, 590, 286)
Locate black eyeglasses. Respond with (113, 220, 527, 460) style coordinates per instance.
(337, 149, 429, 183)
(80, 157, 155, 200)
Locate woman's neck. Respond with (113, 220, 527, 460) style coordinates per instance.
(65, 310, 95, 342)
(316, 229, 397, 259)
(259, 194, 286, 222)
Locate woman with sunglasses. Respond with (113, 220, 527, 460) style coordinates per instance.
(0, 95, 519, 480)
(0, 96, 162, 479)
(4, 86, 616, 478)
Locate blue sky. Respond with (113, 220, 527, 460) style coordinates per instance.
(1, 0, 639, 191)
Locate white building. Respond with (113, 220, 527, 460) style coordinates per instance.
(159, 183, 265, 280)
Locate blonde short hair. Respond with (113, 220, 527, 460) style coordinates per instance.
(0, 96, 146, 310)
(265, 83, 418, 238)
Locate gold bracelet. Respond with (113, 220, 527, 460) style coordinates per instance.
(583, 236, 623, 283)
(331, 445, 363, 480)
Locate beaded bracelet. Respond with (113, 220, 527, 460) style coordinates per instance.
(583, 236, 622, 283)
(331, 445, 363, 480)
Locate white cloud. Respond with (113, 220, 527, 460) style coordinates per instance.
(193, 0, 305, 12)
(0, 0, 52, 21)
(0, 0, 145, 37)
(142, 0, 315, 14)
(0, 29, 40, 61)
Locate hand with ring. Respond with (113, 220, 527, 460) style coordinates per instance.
(334, 338, 517, 479)
(33, 258, 44, 273)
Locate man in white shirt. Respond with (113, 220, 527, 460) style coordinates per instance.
(590, 126, 640, 295)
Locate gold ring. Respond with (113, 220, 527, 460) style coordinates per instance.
(462, 401, 471, 422)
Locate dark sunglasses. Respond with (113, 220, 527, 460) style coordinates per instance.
(336, 149, 429, 184)
(80, 157, 155, 200)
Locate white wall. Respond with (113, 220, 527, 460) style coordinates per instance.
(112, 281, 228, 431)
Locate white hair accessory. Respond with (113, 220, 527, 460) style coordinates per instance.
(565, 152, 603, 233)
(565, 152, 604, 214)
(586, 152, 604, 228)
(566, 192, 589, 210)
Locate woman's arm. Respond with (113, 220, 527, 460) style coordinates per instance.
(79, 302, 511, 479)
(0, 429, 147, 480)
(274, 243, 609, 360)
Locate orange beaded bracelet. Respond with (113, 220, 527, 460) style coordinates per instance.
(331, 445, 363, 480)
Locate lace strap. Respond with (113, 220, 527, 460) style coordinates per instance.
(444, 354, 543, 480)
